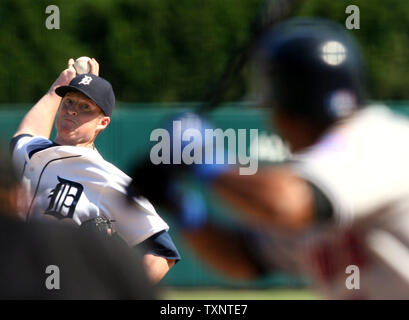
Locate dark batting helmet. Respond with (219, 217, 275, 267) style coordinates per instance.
(255, 17, 366, 125)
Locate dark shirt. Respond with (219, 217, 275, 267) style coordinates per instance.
(0, 216, 156, 299)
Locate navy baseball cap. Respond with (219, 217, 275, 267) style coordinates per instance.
(55, 74, 115, 116)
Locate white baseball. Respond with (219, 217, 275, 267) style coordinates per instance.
(74, 56, 91, 75)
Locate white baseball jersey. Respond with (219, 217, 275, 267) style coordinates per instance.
(252, 105, 409, 299)
(11, 134, 169, 247)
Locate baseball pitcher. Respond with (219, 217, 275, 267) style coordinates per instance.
(11, 58, 180, 284)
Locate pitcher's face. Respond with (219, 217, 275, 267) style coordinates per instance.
(55, 91, 110, 147)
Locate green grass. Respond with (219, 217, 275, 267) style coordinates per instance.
(159, 287, 322, 300)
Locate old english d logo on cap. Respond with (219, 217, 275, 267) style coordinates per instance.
(55, 73, 116, 116)
(78, 75, 93, 85)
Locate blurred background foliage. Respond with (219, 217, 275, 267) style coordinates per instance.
(0, 0, 408, 105)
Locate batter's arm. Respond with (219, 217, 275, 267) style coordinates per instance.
(181, 223, 266, 280)
(213, 166, 315, 231)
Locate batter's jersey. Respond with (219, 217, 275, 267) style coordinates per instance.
(252, 106, 409, 299)
(11, 134, 170, 248)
